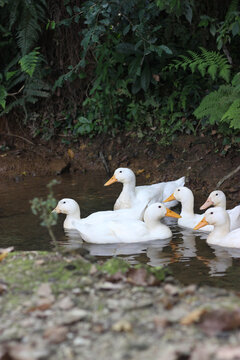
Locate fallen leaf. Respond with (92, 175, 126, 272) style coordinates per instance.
(216, 346, 240, 360)
(43, 326, 68, 344)
(136, 168, 145, 175)
(0, 281, 8, 294)
(112, 319, 132, 332)
(198, 309, 240, 335)
(180, 308, 207, 325)
(126, 268, 159, 286)
(0, 343, 49, 360)
(27, 302, 52, 312)
(67, 148, 74, 159)
(80, 144, 87, 150)
(0, 247, 14, 262)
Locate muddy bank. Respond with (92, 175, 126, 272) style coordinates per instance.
(0, 132, 239, 201)
(1, 252, 240, 360)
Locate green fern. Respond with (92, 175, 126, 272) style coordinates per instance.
(19, 48, 40, 77)
(194, 73, 240, 129)
(222, 99, 240, 129)
(170, 47, 231, 82)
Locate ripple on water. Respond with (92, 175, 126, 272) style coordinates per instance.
(1, 172, 240, 290)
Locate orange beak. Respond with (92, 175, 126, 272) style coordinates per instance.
(200, 198, 214, 210)
(194, 217, 209, 230)
(104, 174, 118, 186)
(52, 206, 60, 214)
(163, 193, 176, 203)
(165, 208, 181, 219)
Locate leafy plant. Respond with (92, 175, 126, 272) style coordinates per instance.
(30, 179, 59, 246)
(194, 72, 240, 130)
(166, 47, 231, 82)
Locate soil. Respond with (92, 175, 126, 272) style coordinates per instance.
(0, 125, 239, 202)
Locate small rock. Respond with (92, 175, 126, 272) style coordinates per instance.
(37, 283, 52, 298)
(73, 337, 91, 346)
(57, 296, 74, 310)
(96, 282, 124, 290)
(62, 309, 89, 325)
(164, 284, 180, 296)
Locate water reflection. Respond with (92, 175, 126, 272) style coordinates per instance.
(1, 173, 240, 289)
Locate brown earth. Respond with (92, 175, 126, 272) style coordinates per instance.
(0, 125, 239, 202)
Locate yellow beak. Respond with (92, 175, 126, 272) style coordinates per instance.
(163, 193, 176, 203)
(165, 208, 181, 219)
(104, 174, 118, 186)
(194, 217, 209, 230)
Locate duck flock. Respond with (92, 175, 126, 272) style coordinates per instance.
(53, 167, 240, 248)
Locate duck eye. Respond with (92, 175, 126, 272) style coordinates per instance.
(177, 189, 180, 192)
(119, 171, 122, 173)
(216, 193, 218, 196)
(158, 205, 161, 208)
(210, 211, 213, 214)
(63, 201, 66, 204)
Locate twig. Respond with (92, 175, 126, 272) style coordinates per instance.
(99, 151, 110, 176)
(216, 164, 240, 188)
(8, 85, 25, 97)
(1, 132, 35, 145)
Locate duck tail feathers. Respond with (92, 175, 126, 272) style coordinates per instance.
(176, 176, 185, 187)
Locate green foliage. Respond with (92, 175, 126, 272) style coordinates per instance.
(19, 48, 40, 77)
(1, 0, 240, 143)
(100, 258, 130, 275)
(194, 73, 240, 130)
(167, 47, 231, 82)
(0, 0, 49, 115)
(199, 0, 240, 50)
(30, 179, 59, 245)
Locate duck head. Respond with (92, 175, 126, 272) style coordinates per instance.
(104, 168, 136, 186)
(194, 207, 229, 230)
(163, 186, 192, 203)
(143, 202, 181, 224)
(200, 190, 226, 210)
(52, 198, 80, 217)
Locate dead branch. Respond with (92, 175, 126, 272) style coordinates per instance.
(1, 132, 35, 145)
(216, 164, 240, 188)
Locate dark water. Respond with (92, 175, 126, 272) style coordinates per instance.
(1, 172, 240, 290)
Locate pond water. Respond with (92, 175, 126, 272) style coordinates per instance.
(1, 172, 240, 290)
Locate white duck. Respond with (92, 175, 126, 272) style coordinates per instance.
(52, 198, 147, 230)
(200, 190, 240, 231)
(164, 186, 213, 232)
(75, 203, 181, 244)
(104, 167, 185, 210)
(194, 207, 240, 248)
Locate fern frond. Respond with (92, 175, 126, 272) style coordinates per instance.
(19, 48, 40, 77)
(167, 47, 231, 83)
(221, 99, 240, 129)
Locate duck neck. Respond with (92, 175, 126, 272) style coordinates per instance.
(216, 196, 226, 210)
(180, 193, 194, 217)
(63, 209, 81, 228)
(121, 179, 136, 200)
(207, 220, 230, 243)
